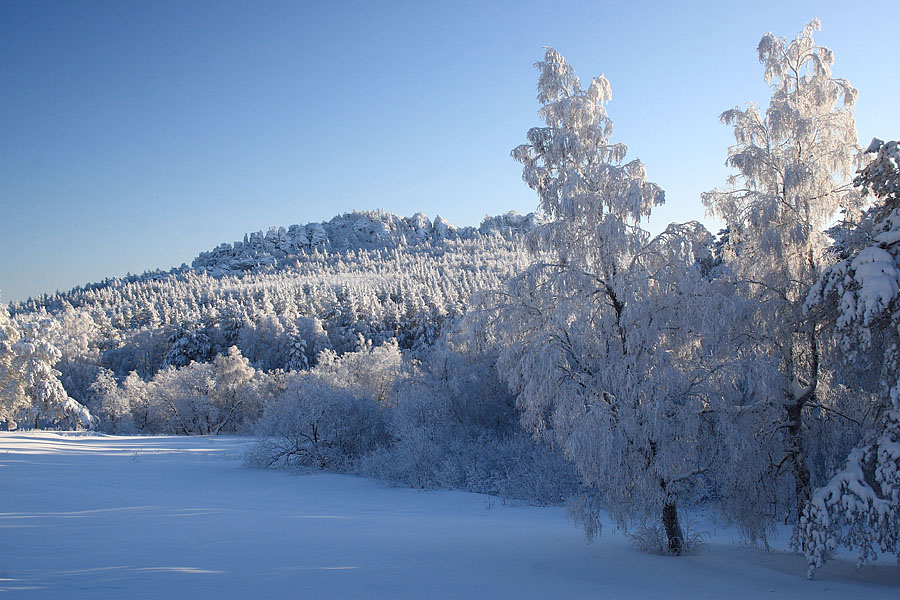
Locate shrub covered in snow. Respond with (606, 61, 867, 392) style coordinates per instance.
(248, 376, 387, 471)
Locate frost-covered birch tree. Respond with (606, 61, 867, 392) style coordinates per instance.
(702, 20, 865, 533)
(481, 48, 722, 554)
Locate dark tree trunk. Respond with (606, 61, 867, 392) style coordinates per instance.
(785, 400, 811, 526)
(662, 501, 684, 555)
(785, 330, 818, 527)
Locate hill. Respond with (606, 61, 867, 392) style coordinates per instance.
(9, 210, 540, 403)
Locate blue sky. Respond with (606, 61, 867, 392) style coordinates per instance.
(2, 0, 898, 303)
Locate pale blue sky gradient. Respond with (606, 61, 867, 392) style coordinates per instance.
(2, 0, 898, 303)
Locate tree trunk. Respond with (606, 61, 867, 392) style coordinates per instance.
(785, 330, 818, 529)
(785, 400, 811, 526)
(662, 501, 684, 555)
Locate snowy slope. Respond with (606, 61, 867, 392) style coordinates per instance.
(0, 433, 897, 599)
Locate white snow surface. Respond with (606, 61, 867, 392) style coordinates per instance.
(1, 433, 897, 599)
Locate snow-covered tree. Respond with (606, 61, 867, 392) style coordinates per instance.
(800, 138, 900, 577)
(47, 303, 102, 404)
(285, 329, 309, 371)
(164, 323, 212, 368)
(482, 47, 720, 554)
(0, 314, 93, 429)
(120, 371, 156, 431)
(0, 303, 30, 429)
(209, 346, 262, 434)
(89, 367, 135, 433)
(313, 336, 404, 404)
(142, 345, 262, 435)
(149, 362, 217, 435)
(702, 20, 864, 533)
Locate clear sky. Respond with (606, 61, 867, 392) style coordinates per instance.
(2, 0, 898, 303)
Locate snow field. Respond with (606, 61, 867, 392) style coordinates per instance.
(0, 432, 897, 599)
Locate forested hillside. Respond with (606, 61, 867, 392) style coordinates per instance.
(2, 208, 581, 503)
(9, 209, 539, 393)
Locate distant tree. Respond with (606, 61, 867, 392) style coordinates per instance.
(47, 303, 102, 404)
(209, 346, 262, 434)
(0, 311, 93, 429)
(0, 303, 29, 429)
(89, 367, 135, 433)
(284, 316, 328, 371)
(121, 371, 156, 431)
(313, 337, 403, 404)
(237, 314, 288, 371)
(285, 329, 309, 371)
(164, 323, 212, 368)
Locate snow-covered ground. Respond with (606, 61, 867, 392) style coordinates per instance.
(0, 433, 896, 599)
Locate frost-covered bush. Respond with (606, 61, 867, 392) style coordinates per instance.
(357, 379, 449, 487)
(312, 337, 404, 403)
(358, 427, 579, 504)
(89, 346, 263, 434)
(249, 374, 388, 471)
(627, 521, 709, 556)
(356, 352, 581, 504)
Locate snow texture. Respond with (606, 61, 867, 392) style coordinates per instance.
(1, 433, 898, 599)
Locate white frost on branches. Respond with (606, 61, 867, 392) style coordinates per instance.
(0, 306, 93, 430)
(802, 138, 900, 577)
(801, 384, 900, 578)
(702, 20, 865, 540)
(482, 48, 725, 555)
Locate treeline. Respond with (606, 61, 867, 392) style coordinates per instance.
(8, 212, 535, 403)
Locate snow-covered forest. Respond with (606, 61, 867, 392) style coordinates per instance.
(2, 20, 899, 583)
